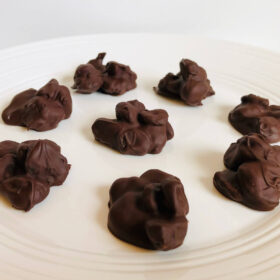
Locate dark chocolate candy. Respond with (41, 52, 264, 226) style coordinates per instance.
(229, 94, 280, 143)
(155, 59, 214, 106)
(2, 79, 72, 132)
(1, 176, 50, 211)
(0, 139, 70, 211)
(88, 52, 106, 72)
(213, 134, 280, 211)
(92, 100, 174, 155)
(17, 140, 70, 186)
(73, 52, 137, 95)
(108, 169, 189, 250)
(0, 141, 18, 182)
(72, 64, 103, 94)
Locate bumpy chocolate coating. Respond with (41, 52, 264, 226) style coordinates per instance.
(213, 134, 280, 211)
(1, 176, 50, 211)
(108, 169, 189, 250)
(73, 52, 137, 95)
(92, 100, 174, 155)
(0, 139, 70, 211)
(229, 94, 280, 143)
(2, 79, 72, 132)
(155, 59, 215, 106)
(17, 140, 70, 186)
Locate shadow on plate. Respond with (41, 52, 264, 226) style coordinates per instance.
(153, 87, 187, 107)
(216, 104, 233, 124)
(195, 150, 228, 200)
(81, 123, 95, 144)
(60, 74, 74, 89)
(95, 185, 109, 232)
(0, 193, 15, 209)
(81, 124, 126, 156)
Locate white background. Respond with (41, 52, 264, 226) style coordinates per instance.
(0, 0, 279, 52)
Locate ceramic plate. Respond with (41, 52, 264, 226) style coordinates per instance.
(0, 34, 280, 280)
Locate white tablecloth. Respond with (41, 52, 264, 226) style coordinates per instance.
(0, 0, 279, 52)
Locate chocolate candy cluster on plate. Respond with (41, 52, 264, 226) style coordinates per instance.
(108, 169, 189, 250)
(155, 59, 215, 106)
(214, 134, 280, 211)
(2, 79, 72, 132)
(229, 94, 280, 143)
(73, 52, 137, 95)
(0, 139, 70, 211)
(92, 100, 174, 155)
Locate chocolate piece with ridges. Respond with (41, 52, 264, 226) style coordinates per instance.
(2, 79, 72, 132)
(0, 176, 50, 211)
(73, 53, 137, 95)
(229, 94, 280, 143)
(108, 169, 189, 250)
(92, 100, 174, 155)
(155, 59, 214, 106)
(17, 140, 70, 186)
(213, 134, 280, 211)
(0, 139, 70, 211)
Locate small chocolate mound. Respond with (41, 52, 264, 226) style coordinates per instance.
(92, 100, 174, 155)
(2, 79, 72, 132)
(108, 169, 189, 250)
(73, 52, 137, 95)
(229, 94, 280, 143)
(213, 134, 280, 211)
(0, 139, 70, 211)
(155, 59, 214, 106)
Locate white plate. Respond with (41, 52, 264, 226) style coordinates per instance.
(0, 34, 280, 280)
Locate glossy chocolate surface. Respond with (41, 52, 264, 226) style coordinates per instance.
(73, 53, 137, 95)
(92, 100, 174, 155)
(108, 169, 189, 250)
(0, 139, 70, 211)
(2, 79, 72, 132)
(155, 59, 214, 106)
(229, 94, 280, 143)
(214, 134, 280, 211)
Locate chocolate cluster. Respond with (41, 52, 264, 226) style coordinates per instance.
(92, 100, 174, 155)
(213, 134, 280, 211)
(2, 79, 72, 132)
(73, 52, 137, 95)
(155, 59, 215, 106)
(0, 139, 70, 211)
(229, 94, 280, 143)
(108, 169, 189, 250)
